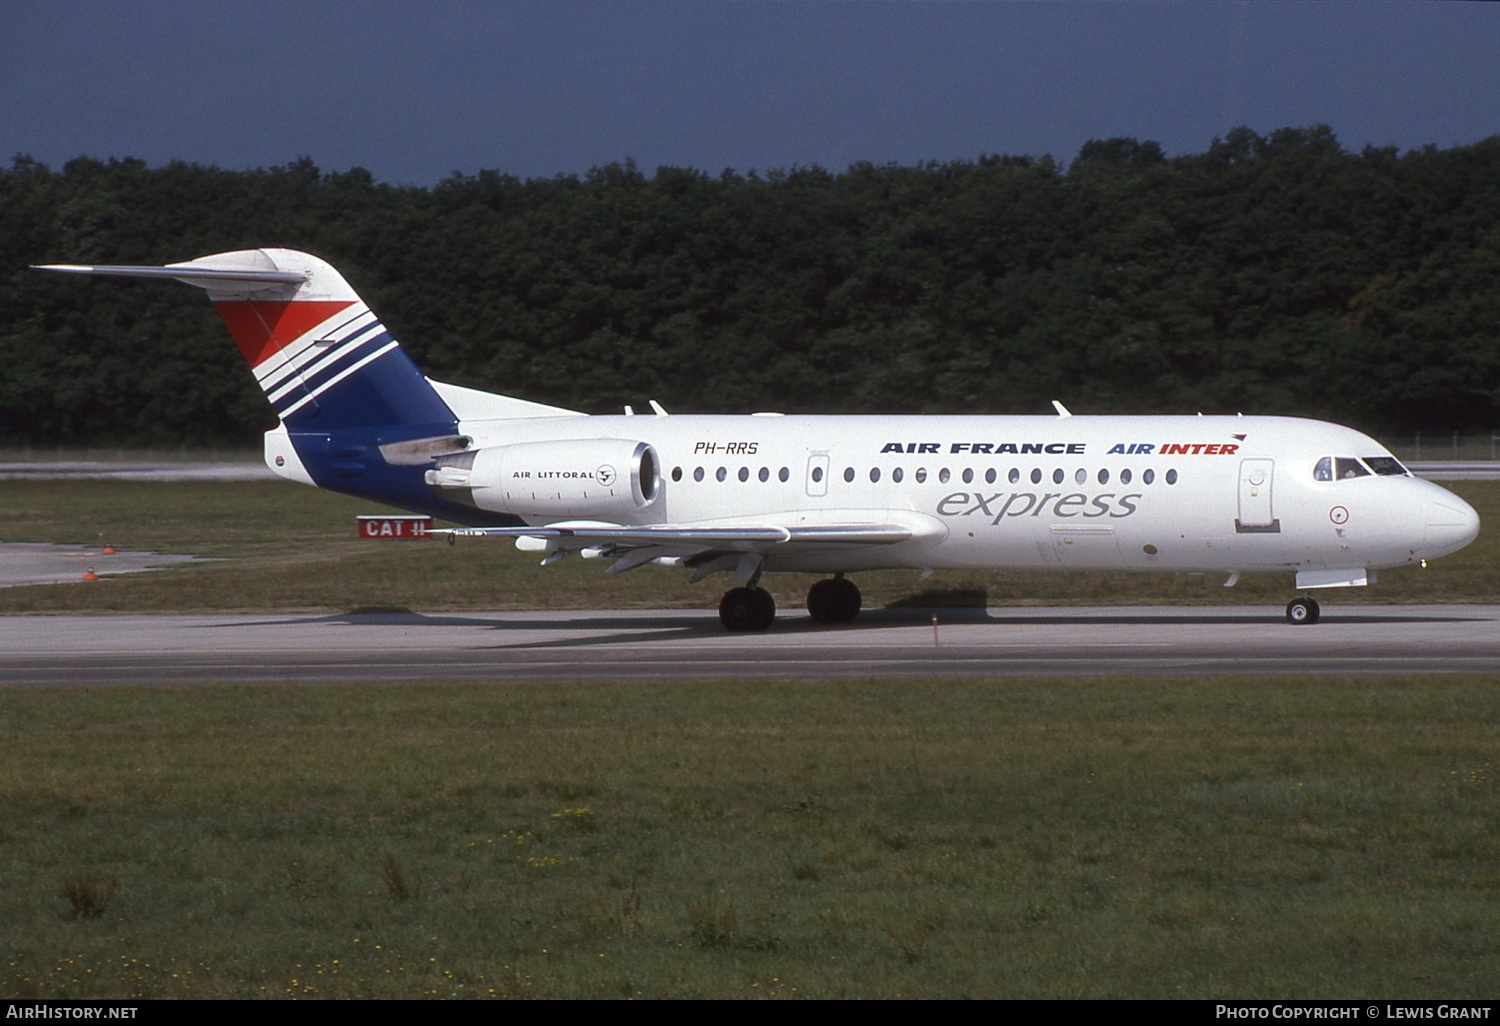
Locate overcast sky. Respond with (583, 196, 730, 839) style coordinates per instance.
(4, 1, 1498, 185)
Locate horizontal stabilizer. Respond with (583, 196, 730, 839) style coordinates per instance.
(35, 261, 303, 292)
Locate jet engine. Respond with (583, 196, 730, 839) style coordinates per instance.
(425, 439, 660, 518)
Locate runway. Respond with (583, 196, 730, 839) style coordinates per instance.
(2, 604, 1497, 684)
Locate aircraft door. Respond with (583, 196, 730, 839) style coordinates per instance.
(805, 453, 830, 498)
(1236, 458, 1280, 533)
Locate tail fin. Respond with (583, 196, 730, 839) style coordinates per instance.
(36, 248, 456, 435)
(33, 249, 536, 523)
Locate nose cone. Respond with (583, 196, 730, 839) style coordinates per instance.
(1426, 494, 1480, 558)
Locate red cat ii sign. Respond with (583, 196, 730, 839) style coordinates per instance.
(356, 515, 432, 539)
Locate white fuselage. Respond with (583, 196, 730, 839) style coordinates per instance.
(442, 411, 1478, 581)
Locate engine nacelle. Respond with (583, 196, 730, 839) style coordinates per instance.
(425, 439, 660, 519)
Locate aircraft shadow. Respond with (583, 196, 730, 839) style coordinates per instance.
(198, 605, 1491, 655)
(198, 610, 709, 631)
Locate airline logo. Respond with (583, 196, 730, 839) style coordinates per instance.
(1107, 442, 1240, 455)
(510, 468, 614, 481)
(212, 299, 399, 418)
(882, 441, 1242, 456)
(935, 490, 1143, 523)
(882, 441, 1086, 454)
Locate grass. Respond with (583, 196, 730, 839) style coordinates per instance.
(1, 675, 1497, 999)
(0, 478, 1495, 614)
(1, 477, 1496, 998)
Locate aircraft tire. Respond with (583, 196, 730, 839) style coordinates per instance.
(807, 577, 861, 624)
(1285, 597, 1321, 625)
(721, 586, 775, 631)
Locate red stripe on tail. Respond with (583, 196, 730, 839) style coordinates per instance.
(213, 300, 355, 370)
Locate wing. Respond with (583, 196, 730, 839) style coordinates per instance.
(431, 520, 933, 579)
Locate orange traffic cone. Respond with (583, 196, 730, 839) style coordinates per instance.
(82, 565, 98, 581)
(99, 533, 115, 555)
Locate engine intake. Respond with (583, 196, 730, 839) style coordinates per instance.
(426, 439, 660, 518)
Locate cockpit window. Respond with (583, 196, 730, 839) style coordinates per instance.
(1317, 456, 1393, 481)
(1363, 456, 1408, 477)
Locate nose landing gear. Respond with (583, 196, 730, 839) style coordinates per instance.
(1285, 595, 1321, 625)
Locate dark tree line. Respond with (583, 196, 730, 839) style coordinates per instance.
(2, 125, 1498, 445)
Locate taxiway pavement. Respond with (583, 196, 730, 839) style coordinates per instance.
(0, 543, 202, 587)
(1, 605, 1496, 684)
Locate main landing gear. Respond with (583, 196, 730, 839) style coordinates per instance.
(717, 575, 864, 631)
(1285, 595, 1321, 625)
(806, 574, 861, 624)
(719, 586, 776, 632)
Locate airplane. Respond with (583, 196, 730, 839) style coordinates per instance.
(37, 248, 1480, 630)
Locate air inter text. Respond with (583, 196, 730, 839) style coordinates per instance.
(1109, 443, 1240, 455)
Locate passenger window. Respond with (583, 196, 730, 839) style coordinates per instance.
(779, 467, 790, 482)
(892, 467, 904, 483)
(1030, 468, 1042, 485)
(738, 467, 749, 482)
(985, 468, 997, 484)
(758, 467, 769, 482)
(694, 467, 705, 482)
(939, 468, 951, 483)
(1166, 469, 1178, 485)
(1009, 468, 1020, 484)
(870, 467, 881, 483)
(812, 466, 824, 483)
(915, 468, 928, 483)
(716, 467, 727, 482)
(1098, 468, 1110, 485)
(1314, 457, 1333, 482)
(1120, 469, 1132, 485)
(1074, 468, 1086, 485)
(1052, 468, 1064, 485)
(1143, 469, 1155, 484)
(844, 467, 855, 483)
(672, 467, 682, 482)
(962, 468, 974, 484)
(1335, 458, 1370, 480)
